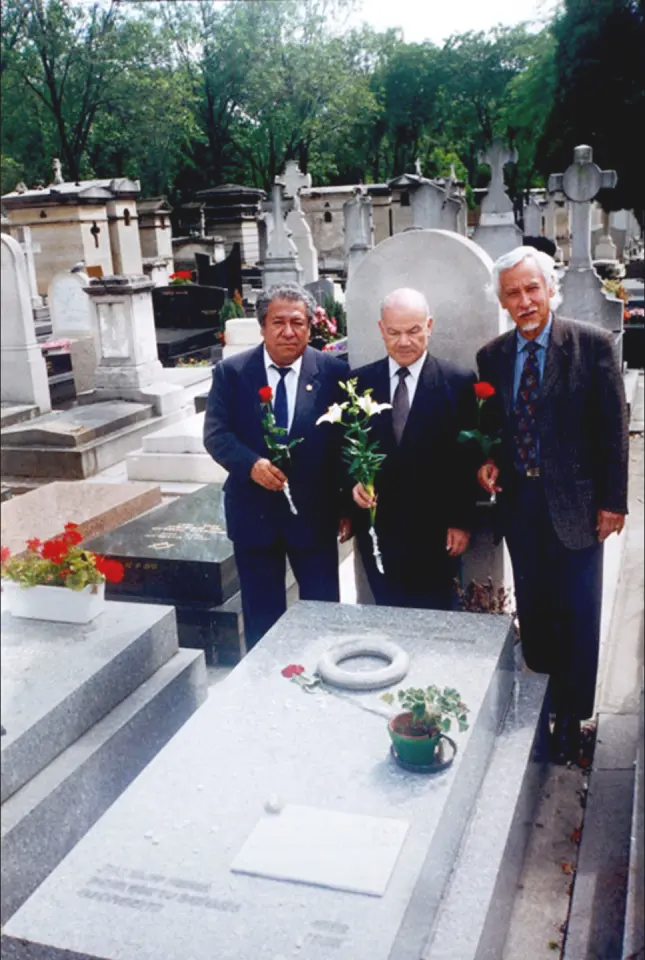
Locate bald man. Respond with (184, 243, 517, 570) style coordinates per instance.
(351, 288, 479, 610)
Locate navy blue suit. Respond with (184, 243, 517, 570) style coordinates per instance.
(351, 354, 479, 610)
(203, 344, 347, 647)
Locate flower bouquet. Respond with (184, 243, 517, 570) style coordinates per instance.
(457, 381, 501, 504)
(168, 271, 193, 286)
(258, 386, 303, 515)
(1, 523, 124, 623)
(317, 378, 391, 572)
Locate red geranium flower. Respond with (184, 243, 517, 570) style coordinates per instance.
(95, 556, 125, 584)
(41, 538, 68, 563)
(1, 546, 11, 564)
(281, 664, 305, 678)
(26, 538, 42, 552)
(259, 386, 273, 403)
(474, 382, 496, 401)
(64, 522, 79, 531)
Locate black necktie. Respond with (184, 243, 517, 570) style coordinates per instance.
(513, 342, 540, 474)
(392, 367, 410, 444)
(273, 366, 290, 430)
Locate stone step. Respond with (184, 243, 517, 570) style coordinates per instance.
(1, 602, 179, 803)
(0, 404, 39, 429)
(1, 647, 207, 923)
(0, 405, 188, 479)
(126, 449, 227, 484)
(622, 697, 644, 960)
(420, 673, 549, 960)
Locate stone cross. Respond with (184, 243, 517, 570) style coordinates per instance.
(414, 158, 423, 178)
(262, 179, 302, 286)
(548, 145, 621, 349)
(199, 206, 206, 238)
(523, 196, 542, 236)
(52, 158, 63, 186)
(478, 139, 518, 214)
(547, 144, 617, 269)
(282, 160, 311, 212)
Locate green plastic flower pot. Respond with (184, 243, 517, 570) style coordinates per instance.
(388, 712, 442, 767)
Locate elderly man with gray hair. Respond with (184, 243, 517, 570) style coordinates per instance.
(203, 283, 350, 651)
(477, 245, 628, 764)
(351, 287, 479, 611)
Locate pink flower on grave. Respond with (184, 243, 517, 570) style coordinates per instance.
(1, 546, 10, 565)
(281, 664, 305, 679)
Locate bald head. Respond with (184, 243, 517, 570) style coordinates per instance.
(380, 287, 430, 320)
(379, 287, 433, 367)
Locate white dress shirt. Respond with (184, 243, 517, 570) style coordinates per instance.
(263, 347, 303, 432)
(387, 353, 426, 406)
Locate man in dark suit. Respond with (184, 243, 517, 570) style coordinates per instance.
(203, 283, 349, 650)
(477, 246, 628, 763)
(351, 287, 479, 610)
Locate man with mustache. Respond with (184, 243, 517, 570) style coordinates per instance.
(477, 246, 628, 764)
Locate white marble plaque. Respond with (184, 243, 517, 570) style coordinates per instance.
(231, 803, 409, 897)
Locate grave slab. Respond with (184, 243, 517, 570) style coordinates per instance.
(1, 404, 187, 479)
(0, 480, 162, 558)
(2, 601, 523, 960)
(1, 603, 178, 803)
(2, 647, 206, 923)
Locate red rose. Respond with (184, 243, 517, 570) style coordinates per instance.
(281, 664, 305, 678)
(1, 546, 10, 565)
(26, 538, 42, 552)
(474, 382, 496, 401)
(259, 386, 273, 403)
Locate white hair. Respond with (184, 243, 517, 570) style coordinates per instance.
(380, 287, 431, 319)
(491, 246, 563, 311)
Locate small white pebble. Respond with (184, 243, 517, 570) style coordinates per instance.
(152, 837, 160, 845)
(197, 784, 204, 791)
(210, 825, 219, 833)
(264, 794, 284, 814)
(144, 831, 154, 840)
(295, 936, 304, 949)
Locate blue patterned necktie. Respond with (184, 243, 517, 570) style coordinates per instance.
(273, 366, 290, 430)
(514, 341, 540, 474)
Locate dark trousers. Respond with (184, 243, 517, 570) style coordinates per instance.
(504, 476, 603, 720)
(233, 537, 340, 650)
(358, 531, 457, 611)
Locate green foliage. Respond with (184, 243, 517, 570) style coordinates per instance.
(259, 396, 303, 470)
(322, 294, 347, 336)
(220, 297, 245, 323)
(1, 0, 642, 218)
(382, 685, 470, 735)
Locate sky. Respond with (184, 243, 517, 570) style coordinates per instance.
(345, 0, 561, 44)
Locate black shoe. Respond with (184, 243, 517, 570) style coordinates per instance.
(551, 713, 581, 765)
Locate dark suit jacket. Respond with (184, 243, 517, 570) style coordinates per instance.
(203, 344, 347, 548)
(350, 354, 479, 564)
(477, 316, 628, 550)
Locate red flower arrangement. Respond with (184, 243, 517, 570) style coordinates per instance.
(1, 522, 125, 591)
(169, 271, 193, 287)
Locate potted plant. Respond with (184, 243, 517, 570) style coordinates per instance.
(382, 685, 470, 768)
(1, 523, 124, 624)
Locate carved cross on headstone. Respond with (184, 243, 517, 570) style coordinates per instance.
(282, 160, 311, 212)
(547, 144, 617, 269)
(52, 158, 63, 186)
(266, 178, 298, 260)
(478, 138, 518, 214)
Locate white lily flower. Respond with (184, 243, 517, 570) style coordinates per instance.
(357, 395, 393, 417)
(316, 402, 347, 426)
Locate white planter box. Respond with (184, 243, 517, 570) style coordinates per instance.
(2, 580, 106, 624)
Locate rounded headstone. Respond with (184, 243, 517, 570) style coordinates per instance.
(346, 229, 508, 371)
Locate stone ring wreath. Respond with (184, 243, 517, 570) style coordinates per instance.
(316, 637, 410, 691)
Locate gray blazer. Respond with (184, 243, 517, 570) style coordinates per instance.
(477, 315, 628, 550)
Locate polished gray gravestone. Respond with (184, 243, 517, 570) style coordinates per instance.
(2, 601, 546, 960)
(1, 601, 207, 923)
(84, 485, 240, 663)
(1, 602, 179, 803)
